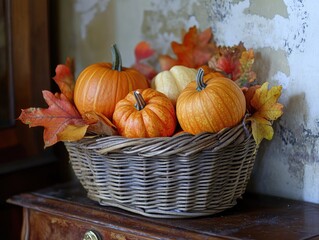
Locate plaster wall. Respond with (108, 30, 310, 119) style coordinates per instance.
(57, 0, 319, 203)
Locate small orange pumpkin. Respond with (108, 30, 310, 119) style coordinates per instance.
(176, 68, 246, 135)
(113, 88, 176, 138)
(74, 44, 149, 119)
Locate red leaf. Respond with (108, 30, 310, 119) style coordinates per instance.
(52, 58, 75, 102)
(132, 41, 157, 82)
(134, 41, 156, 62)
(208, 42, 256, 86)
(18, 90, 88, 148)
(132, 62, 157, 83)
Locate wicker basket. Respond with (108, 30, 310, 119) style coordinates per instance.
(64, 121, 257, 218)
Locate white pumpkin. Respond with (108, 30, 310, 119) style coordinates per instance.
(151, 66, 197, 106)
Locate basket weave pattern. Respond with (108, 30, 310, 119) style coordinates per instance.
(65, 122, 257, 218)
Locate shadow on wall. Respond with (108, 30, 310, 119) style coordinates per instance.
(248, 92, 319, 203)
(253, 51, 271, 84)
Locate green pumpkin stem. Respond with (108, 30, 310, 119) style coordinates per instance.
(111, 44, 122, 71)
(196, 68, 206, 91)
(134, 91, 146, 111)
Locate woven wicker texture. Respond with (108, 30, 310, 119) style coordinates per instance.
(65, 121, 257, 218)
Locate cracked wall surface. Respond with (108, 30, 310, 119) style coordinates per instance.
(57, 0, 319, 203)
(140, 1, 319, 203)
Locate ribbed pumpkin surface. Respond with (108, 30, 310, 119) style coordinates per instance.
(74, 63, 148, 119)
(113, 88, 176, 138)
(176, 76, 246, 135)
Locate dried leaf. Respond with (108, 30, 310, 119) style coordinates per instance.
(208, 42, 256, 86)
(243, 84, 261, 113)
(239, 49, 256, 85)
(159, 26, 217, 70)
(132, 62, 157, 84)
(251, 82, 283, 120)
(249, 116, 274, 143)
(52, 58, 75, 102)
(58, 124, 89, 142)
(18, 91, 88, 148)
(82, 111, 118, 136)
(247, 82, 284, 145)
(134, 41, 156, 62)
(132, 41, 157, 82)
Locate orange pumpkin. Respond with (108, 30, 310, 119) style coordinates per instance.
(74, 44, 149, 119)
(200, 65, 226, 81)
(176, 68, 246, 135)
(113, 88, 176, 138)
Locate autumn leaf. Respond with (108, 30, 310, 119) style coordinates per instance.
(58, 125, 89, 142)
(18, 90, 88, 148)
(159, 26, 217, 70)
(208, 43, 243, 81)
(239, 49, 256, 85)
(243, 84, 261, 113)
(247, 82, 284, 145)
(132, 41, 157, 82)
(134, 41, 156, 62)
(249, 116, 274, 143)
(52, 57, 75, 102)
(208, 42, 256, 86)
(132, 62, 157, 84)
(82, 111, 118, 136)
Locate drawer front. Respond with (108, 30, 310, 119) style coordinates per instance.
(25, 210, 149, 240)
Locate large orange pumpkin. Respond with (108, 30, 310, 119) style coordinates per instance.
(74, 44, 149, 119)
(113, 88, 176, 138)
(200, 65, 226, 81)
(176, 68, 246, 135)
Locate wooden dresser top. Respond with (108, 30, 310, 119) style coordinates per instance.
(8, 181, 319, 239)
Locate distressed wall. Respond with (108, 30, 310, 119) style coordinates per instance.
(57, 0, 319, 203)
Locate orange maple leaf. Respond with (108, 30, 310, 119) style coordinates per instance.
(52, 57, 75, 102)
(159, 26, 217, 70)
(18, 91, 88, 148)
(247, 82, 284, 145)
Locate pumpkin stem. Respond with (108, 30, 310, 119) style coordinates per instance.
(134, 91, 146, 111)
(196, 68, 206, 91)
(111, 44, 122, 71)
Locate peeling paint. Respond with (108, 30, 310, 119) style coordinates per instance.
(253, 47, 290, 86)
(142, 0, 318, 204)
(283, 0, 309, 55)
(75, 0, 110, 39)
(204, 0, 233, 22)
(244, 0, 288, 19)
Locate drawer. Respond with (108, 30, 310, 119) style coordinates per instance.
(23, 209, 149, 240)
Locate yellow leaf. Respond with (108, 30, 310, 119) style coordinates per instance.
(247, 82, 284, 145)
(57, 124, 89, 142)
(251, 82, 283, 120)
(239, 49, 256, 84)
(248, 116, 274, 145)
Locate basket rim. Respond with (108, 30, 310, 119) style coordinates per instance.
(66, 119, 253, 156)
